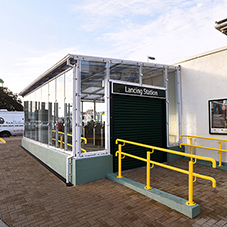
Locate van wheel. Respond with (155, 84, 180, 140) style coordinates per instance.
(1, 131, 10, 137)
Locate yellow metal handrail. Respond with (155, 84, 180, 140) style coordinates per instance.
(180, 134, 227, 167)
(115, 138, 216, 206)
(52, 130, 72, 137)
(81, 137, 87, 144)
(52, 130, 87, 152)
(0, 138, 6, 144)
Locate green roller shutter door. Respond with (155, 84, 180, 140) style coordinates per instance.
(111, 94, 167, 172)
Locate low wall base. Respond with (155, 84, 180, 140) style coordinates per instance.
(73, 155, 113, 185)
(22, 138, 113, 185)
(22, 138, 67, 178)
(107, 173, 200, 219)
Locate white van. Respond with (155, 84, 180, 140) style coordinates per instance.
(0, 109, 24, 137)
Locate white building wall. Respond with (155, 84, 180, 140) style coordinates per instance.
(176, 47, 227, 162)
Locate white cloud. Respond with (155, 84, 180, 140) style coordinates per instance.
(3, 0, 227, 95)
(71, 0, 214, 31)
(89, 0, 227, 63)
(71, 0, 167, 31)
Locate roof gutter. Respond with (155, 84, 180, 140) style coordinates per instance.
(19, 54, 73, 97)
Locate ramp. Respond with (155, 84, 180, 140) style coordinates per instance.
(107, 173, 200, 219)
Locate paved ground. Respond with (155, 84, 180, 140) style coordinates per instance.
(0, 137, 227, 226)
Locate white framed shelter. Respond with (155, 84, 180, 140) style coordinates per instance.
(20, 54, 181, 185)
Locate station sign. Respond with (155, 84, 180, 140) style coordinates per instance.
(112, 83, 166, 99)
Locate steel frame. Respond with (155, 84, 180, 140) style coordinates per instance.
(20, 54, 180, 158)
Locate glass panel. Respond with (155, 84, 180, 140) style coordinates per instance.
(24, 92, 38, 141)
(85, 95, 101, 100)
(40, 84, 48, 144)
(81, 101, 105, 152)
(24, 96, 30, 138)
(81, 61, 105, 102)
(142, 66, 164, 87)
(81, 61, 106, 152)
(30, 92, 36, 141)
(36, 89, 42, 142)
(23, 71, 73, 151)
(83, 87, 100, 93)
(34, 91, 39, 141)
(28, 100, 33, 139)
(57, 75, 65, 149)
(49, 79, 56, 147)
(28, 93, 35, 139)
(65, 69, 73, 151)
(110, 64, 139, 83)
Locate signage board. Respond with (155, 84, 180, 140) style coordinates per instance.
(112, 83, 166, 99)
(209, 98, 227, 135)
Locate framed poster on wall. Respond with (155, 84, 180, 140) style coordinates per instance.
(209, 98, 227, 135)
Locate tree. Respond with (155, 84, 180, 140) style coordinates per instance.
(0, 87, 23, 111)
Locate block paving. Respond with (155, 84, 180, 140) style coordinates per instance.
(0, 137, 227, 226)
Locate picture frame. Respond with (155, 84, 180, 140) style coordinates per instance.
(209, 98, 227, 135)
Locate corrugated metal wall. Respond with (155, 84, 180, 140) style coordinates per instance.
(111, 94, 167, 172)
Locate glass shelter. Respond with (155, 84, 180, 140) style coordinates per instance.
(20, 54, 181, 185)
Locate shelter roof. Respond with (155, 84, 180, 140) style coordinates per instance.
(19, 54, 178, 98)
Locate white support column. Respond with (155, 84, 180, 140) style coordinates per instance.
(139, 64, 143, 85)
(81, 101, 84, 137)
(72, 64, 77, 157)
(75, 59, 81, 158)
(164, 67, 169, 147)
(55, 79, 59, 148)
(105, 61, 110, 152)
(94, 100, 96, 122)
(81, 101, 83, 120)
(175, 66, 182, 142)
(64, 73, 68, 150)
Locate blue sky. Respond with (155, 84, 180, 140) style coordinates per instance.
(0, 0, 227, 94)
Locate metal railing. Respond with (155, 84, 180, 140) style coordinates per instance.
(0, 138, 6, 144)
(115, 138, 216, 206)
(52, 130, 87, 153)
(180, 134, 227, 167)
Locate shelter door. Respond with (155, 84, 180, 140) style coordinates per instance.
(111, 92, 167, 172)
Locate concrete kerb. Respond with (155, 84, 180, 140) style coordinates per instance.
(107, 173, 200, 219)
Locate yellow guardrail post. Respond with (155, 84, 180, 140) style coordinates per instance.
(117, 144, 123, 178)
(60, 136, 64, 149)
(217, 141, 223, 167)
(52, 130, 88, 152)
(189, 137, 193, 160)
(186, 159, 196, 206)
(180, 134, 227, 167)
(145, 151, 152, 190)
(115, 138, 217, 207)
